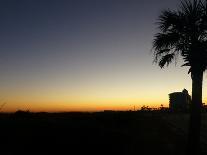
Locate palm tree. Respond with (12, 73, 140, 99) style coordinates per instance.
(152, 0, 207, 154)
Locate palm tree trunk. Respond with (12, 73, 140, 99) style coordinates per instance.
(187, 69, 203, 155)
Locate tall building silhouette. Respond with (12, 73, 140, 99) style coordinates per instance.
(169, 89, 191, 112)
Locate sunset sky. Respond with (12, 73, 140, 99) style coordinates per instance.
(1, 0, 207, 112)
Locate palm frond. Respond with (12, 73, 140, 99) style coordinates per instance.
(157, 10, 180, 32)
(152, 0, 207, 71)
(180, 0, 202, 16)
(158, 53, 175, 68)
(181, 62, 191, 67)
(153, 32, 180, 50)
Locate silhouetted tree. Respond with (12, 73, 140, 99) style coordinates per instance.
(152, 0, 207, 154)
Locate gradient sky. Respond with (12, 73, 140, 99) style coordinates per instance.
(1, 0, 207, 112)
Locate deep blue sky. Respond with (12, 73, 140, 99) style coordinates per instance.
(1, 0, 201, 112)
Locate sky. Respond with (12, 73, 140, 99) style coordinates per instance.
(1, 0, 207, 112)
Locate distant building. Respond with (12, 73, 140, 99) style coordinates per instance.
(169, 89, 191, 112)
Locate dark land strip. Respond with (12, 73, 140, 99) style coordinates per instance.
(0, 112, 188, 155)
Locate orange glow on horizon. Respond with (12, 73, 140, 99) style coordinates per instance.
(2, 90, 207, 112)
(2, 98, 169, 112)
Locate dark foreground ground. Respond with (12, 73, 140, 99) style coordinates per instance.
(0, 111, 197, 155)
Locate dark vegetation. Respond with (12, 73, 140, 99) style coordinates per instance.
(0, 110, 188, 155)
(152, 0, 207, 154)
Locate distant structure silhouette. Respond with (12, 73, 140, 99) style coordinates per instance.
(169, 89, 191, 112)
